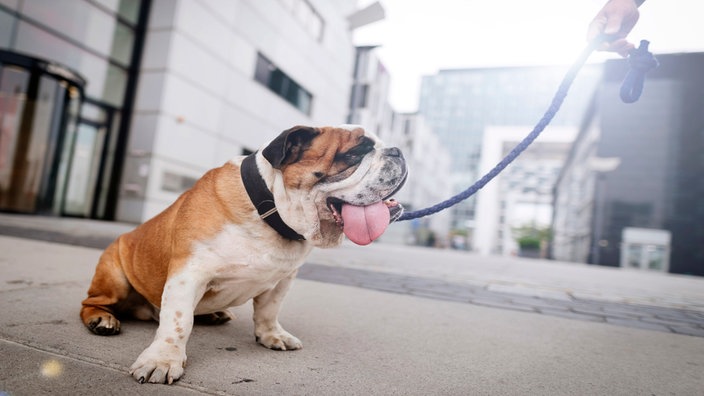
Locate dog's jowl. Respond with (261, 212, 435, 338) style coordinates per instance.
(79, 125, 407, 384)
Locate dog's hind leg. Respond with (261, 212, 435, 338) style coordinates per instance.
(80, 241, 130, 335)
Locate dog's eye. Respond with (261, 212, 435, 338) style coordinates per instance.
(355, 137, 376, 155)
(337, 139, 375, 165)
(337, 152, 361, 166)
(313, 171, 324, 178)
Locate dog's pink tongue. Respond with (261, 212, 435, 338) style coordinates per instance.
(341, 201, 390, 246)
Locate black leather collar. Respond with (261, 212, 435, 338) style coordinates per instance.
(240, 153, 305, 241)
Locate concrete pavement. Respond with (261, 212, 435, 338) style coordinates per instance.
(1, 214, 704, 394)
(308, 238, 704, 312)
(2, 213, 703, 336)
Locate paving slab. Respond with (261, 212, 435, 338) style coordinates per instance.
(0, 340, 201, 396)
(1, 237, 704, 395)
(308, 241, 704, 311)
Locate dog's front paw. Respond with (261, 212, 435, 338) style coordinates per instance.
(255, 326, 302, 351)
(129, 343, 186, 384)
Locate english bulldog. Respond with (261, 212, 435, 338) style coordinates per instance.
(80, 125, 407, 384)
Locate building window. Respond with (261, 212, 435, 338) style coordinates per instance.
(403, 118, 412, 135)
(254, 53, 313, 115)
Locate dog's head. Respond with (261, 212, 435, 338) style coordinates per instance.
(256, 125, 407, 247)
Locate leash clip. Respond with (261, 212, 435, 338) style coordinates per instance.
(620, 40, 659, 103)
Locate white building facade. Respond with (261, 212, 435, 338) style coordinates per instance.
(382, 113, 452, 246)
(346, 46, 452, 245)
(347, 45, 394, 137)
(0, 0, 453, 245)
(0, 0, 372, 223)
(119, 0, 362, 222)
(474, 126, 577, 256)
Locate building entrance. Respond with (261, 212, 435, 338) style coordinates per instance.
(620, 227, 671, 272)
(0, 50, 90, 216)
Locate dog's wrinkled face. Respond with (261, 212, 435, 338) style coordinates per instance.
(260, 125, 407, 247)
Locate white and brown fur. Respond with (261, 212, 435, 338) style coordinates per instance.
(80, 125, 406, 384)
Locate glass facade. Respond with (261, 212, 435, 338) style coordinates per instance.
(595, 54, 704, 276)
(418, 65, 602, 234)
(553, 53, 704, 276)
(0, 0, 150, 219)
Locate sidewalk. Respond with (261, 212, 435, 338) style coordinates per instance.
(2, 213, 704, 312)
(308, 238, 704, 313)
(3, 213, 704, 331)
(1, 214, 704, 394)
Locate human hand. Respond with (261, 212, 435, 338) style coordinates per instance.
(587, 0, 640, 56)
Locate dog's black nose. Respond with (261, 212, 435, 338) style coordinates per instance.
(386, 147, 402, 157)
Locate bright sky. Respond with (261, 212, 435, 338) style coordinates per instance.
(353, 0, 704, 112)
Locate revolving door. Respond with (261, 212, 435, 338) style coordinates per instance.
(0, 50, 87, 215)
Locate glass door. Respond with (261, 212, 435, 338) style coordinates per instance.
(620, 228, 671, 272)
(61, 123, 106, 216)
(0, 65, 30, 211)
(624, 243, 668, 271)
(60, 100, 117, 218)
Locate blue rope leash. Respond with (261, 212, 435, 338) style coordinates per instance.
(398, 39, 657, 222)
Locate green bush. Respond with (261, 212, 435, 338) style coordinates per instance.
(513, 225, 551, 250)
(517, 235, 541, 249)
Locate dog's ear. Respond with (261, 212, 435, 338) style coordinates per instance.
(262, 126, 320, 169)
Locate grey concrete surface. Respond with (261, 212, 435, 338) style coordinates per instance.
(308, 239, 704, 312)
(1, 212, 704, 338)
(0, 213, 132, 249)
(1, 235, 704, 395)
(298, 263, 704, 337)
(2, 213, 704, 310)
(3, 213, 704, 338)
